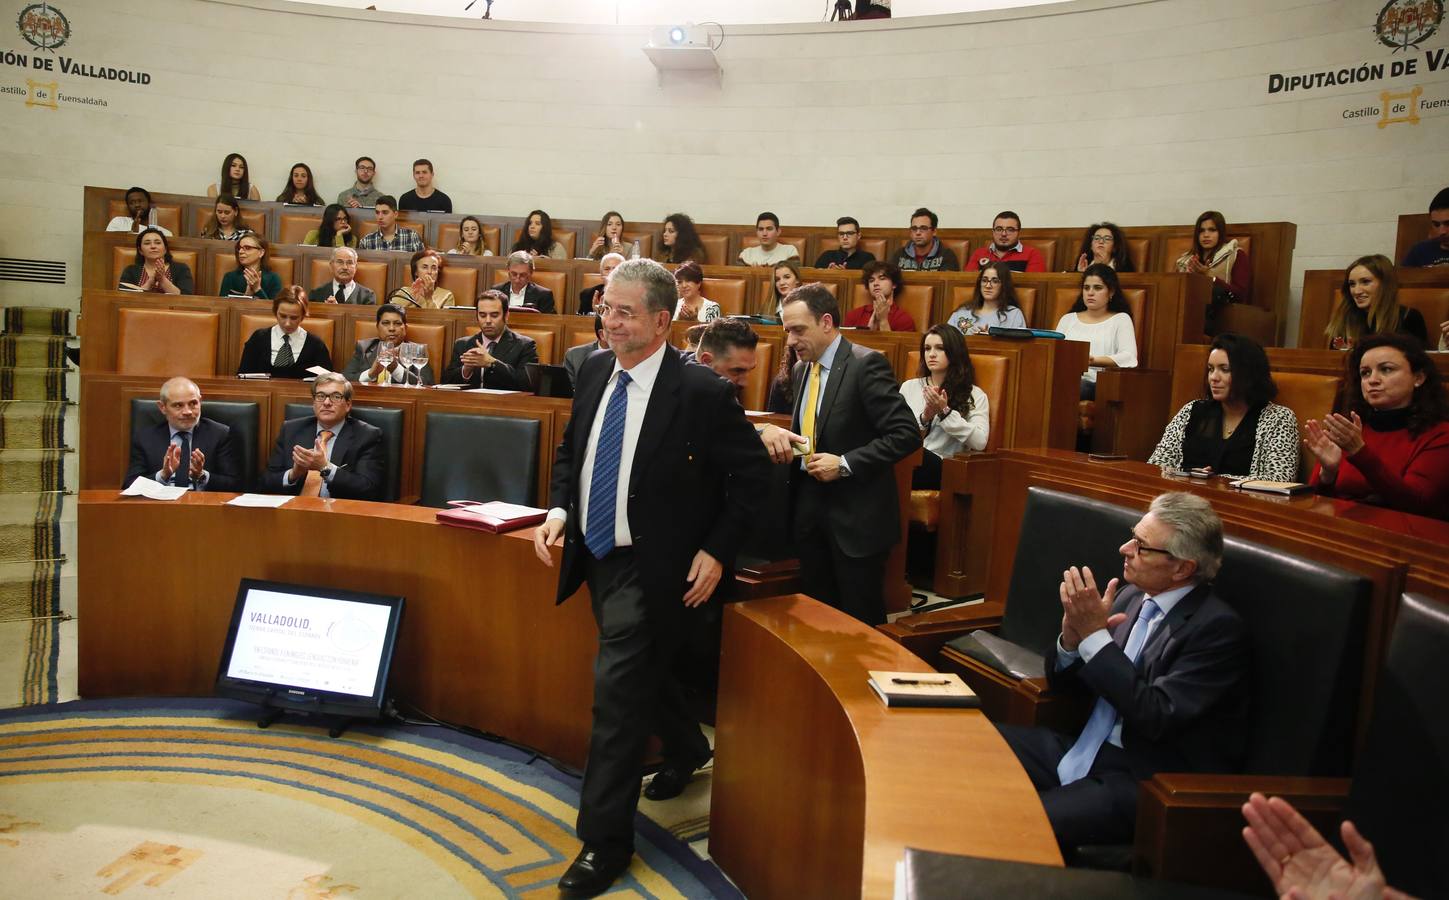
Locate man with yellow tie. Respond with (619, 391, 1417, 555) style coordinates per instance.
(263, 373, 386, 501)
(776, 284, 921, 625)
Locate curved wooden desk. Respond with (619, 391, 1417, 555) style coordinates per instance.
(77, 491, 599, 768)
(710, 595, 1062, 900)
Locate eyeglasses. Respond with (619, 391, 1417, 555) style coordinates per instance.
(992, 226, 1020, 234)
(1126, 533, 1175, 557)
(1091, 234, 1114, 244)
(596, 304, 643, 321)
(979, 276, 1002, 285)
(313, 391, 348, 404)
(238, 244, 262, 252)
(356, 165, 375, 172)
(837, 230, 858, 238)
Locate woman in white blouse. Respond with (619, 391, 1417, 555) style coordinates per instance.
(1054, 262, 1138, 399)
(899, 325, 990, 489)
(672, 261, 720, 322)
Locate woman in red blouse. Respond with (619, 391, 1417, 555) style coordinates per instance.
(1306, 333, 1449, 519)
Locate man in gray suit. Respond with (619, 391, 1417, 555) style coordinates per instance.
(342, 304, 435, 386)
(307, 247, 377, 305)
(776, 284, 920, 625)
(562, 315, 609, 387)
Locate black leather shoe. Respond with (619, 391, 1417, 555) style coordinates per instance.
(558, 845, 632, 897)
(644, 754, 709, 801)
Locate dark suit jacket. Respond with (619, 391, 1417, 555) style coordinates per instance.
(578, 284, 603, 316)
(307, 282, 377, 305)
(1047, 582, 1250, 778)
(237, 327, 333, 379)
(341, 338, 436, 385)
(788, 336, 921, 557)
(441, 328, 537, 391)
(262, 415, 386, 500)
(563, 341, 604, 386)
(490, 281, 556, 314)
(549, 345, 771, 614)
(124, 417, 242, 491)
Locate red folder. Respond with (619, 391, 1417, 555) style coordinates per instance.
(435, 500, 547, 534)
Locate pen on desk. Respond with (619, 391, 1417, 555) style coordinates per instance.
(891, 677, 951, 686)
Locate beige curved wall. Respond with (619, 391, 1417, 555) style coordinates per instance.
(4, 0, 1446, 336)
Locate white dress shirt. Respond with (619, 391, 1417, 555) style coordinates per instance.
(269, 325, 310, 365)
(328, 280, 358, 303)
(509, 287, 529, 308)
(547, 341, 668, 549)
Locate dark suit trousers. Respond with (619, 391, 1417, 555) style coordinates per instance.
(577, 550, 709, 852)
(996, 723, 1141, 851)
(796, 525, 888, 626)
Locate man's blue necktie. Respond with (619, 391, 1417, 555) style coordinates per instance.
(585, 371, 631, 559)
(175, 431, 192, 489)
(1056, 597, 1161, 785)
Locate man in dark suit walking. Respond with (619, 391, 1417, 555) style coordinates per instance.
(262, 373, 386, 500)
(533, 258, 770, 896)
(997, 492, 1250, 851)
(773, 284, 920, 625)
(441, 290, 537, 391)
(124, 376, 242, 491)
(492, 251, 557, 313)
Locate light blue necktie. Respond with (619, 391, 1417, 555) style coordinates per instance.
(1056, 598, 1161, 785)
(585, 371, 631, 559)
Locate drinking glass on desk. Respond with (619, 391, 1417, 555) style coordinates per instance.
(377, 342, 396, 383)
(398, 343, 418, 387)
(411, 344, 429, 387)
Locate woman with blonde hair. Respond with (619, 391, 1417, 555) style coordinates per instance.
(448, 216, 493, 256)
(1324, 254, 1428, 349)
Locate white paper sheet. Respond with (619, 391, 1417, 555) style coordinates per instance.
(119, 477, 189, 501)
(225, 493, 294, 508)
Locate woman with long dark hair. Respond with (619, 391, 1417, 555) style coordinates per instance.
(1148, 333, 1299, 480)
(303, 204, 357, 248)
(1175, 210, 1252, 304)
(448, 216, 492, 256)
(118, 227, 193, 294)
(510, 210, 567, 259)
(1306, 332, 1449, 517)
(199, 195, 251, 241)
(947, 260, 1027, 334)
(899, 324, 989, 488)
(1054, 262, 1137, 399)
(1323, 254, 1428, 349)
(654, 213, 707, 265)
(275, 163, 323, 206)
(767, 259, 803, 319)
(588, 211, 630, 260)
(207, 152, 260, 201)
(1073, 221, 1135, 272)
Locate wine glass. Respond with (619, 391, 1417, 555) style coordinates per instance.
(376, 341, 396, 384)
(398, 343, 419, 388)
(411, 344, 429, 387)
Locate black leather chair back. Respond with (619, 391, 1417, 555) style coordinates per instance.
(418, 411, 539, 508)
(1215, 536, 1369, 776)
(131, 398, 260, 490)
(1346, 593, 1449, 898)
(284, 402, 403, 503)
(998, 487, 1139, 656)
(737, 461, 795, 564)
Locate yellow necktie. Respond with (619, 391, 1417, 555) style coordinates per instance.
(800, 362, 822, 455)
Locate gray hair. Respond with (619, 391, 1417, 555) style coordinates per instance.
(1149, 492, 1223, 582)
(600, 251, 626, 271)
(506, 250, 535, 270)
(331, 246, 358, 263)
(158, 376, 198, 404)
(608, 257, 678, 315)
(312, 371, 353, 400)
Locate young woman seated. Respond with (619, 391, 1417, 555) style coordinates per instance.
(448, 215, 493, 256)
(1054, 263, 1137, 399)
(899, 324, 990, 489)
(117, 227, 193, 295)
(199, 195, 251, 241)
(947, 260, 1028, 334)
(1323, 254, 1428, 350)
(275, 163, 323, 206)
(673, 261, 720, 322)
(237, 288, 333, 379)
(1073, 221, 1136, 272)
(219, 235, 282, 300)
(303, 205, 358, 248)
(510, 210, 568, 259)
(207, 152, 260, 201)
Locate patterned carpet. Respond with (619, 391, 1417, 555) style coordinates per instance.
(0, 699, 740, 899)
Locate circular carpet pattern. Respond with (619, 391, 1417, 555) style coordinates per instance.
(0, 699, 738, 899)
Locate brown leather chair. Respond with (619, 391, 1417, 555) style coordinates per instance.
(351, 319, 447, 377)
(906, 353, 1009, 530)
(437, 266, 478, 306)
(1124, 238, 1151, 273)
(698, 234, 731, 267)
(1399, 288, 1449, 339)
(550, 228, 578, 259)
(106, 199, 181, 236)
(278, 214, 322, 245)
(211, 252, 295, 296)
(111, 247, 199, 291)
(741, 340, 775, 412)
(580, 273, 604, 294)
(1022, 237, 1057, 272)
(198, 207, 269, 238)
(704, 277, 750, 317)
(528, 270, 569, 303)
(238, 313, 336, 364)
(306, 258, 388, 298)
(116, 308, 219, 377)
(436, 220, 501, 256)
(850, 284, 933, 331)
(1273, 372, 1342, 480)
(467, 323, 555, 366)
(738, 235, 807, 264)
(945, 239, 974, 268)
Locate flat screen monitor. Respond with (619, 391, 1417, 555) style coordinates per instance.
(214, 578, 405, 721)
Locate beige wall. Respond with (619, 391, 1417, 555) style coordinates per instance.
(3, 0, 1446, 340)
